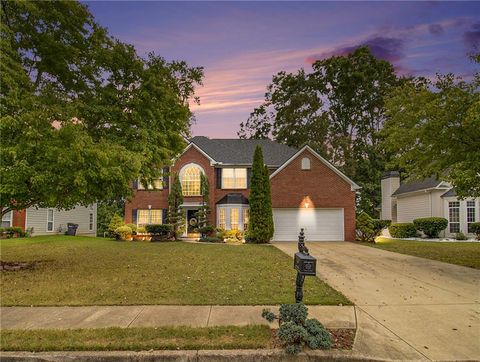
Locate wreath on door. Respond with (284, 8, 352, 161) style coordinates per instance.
(189, 217, 197, 226)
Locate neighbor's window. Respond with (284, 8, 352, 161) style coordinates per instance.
(89, 213, 94, 231)
(218, 208, 226, 229)
(243, 208, 249, 231)
(301, 157, 311, 170)
(230, 208, 239, 230)
(137, 209, 162, 227)
(449, 201, 460, 233)
(467, 200, 476, 233)
(1, 210, 12, 228)
(181, 165, 202, 196)
(222, 168, 247, 189)
(47, 209, 54, 232)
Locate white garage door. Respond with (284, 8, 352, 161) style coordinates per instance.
(273, 208, 344, 241)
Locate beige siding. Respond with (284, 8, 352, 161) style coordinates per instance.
(26, 205, 96, 236)
(396, 193, 431, 223)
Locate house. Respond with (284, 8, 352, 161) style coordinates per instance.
(1, 205, 97, 236)
(124, 136, 360, 241)
(381, 171, 479, 236)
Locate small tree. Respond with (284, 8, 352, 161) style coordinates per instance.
(168, 173, 184, 239)
(247, 146, 273, 243)
(108, 214, 125, 239)
(263, 165, 274, 240)
(196, 172, 212, 237)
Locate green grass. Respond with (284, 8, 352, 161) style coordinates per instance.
(0, 236, 350, 306)
(0, 325, 272, 351)
(366, 237, 480, 269)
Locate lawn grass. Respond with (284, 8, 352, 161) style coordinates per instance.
(0, 326, 272, 351)
(366, 237, 480, 269)
(0, 236, 350, 306)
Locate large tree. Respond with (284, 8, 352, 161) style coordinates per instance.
(239, 47, 401, 216)
(0, 1, 203, 217)
(382, 58, 480, 198)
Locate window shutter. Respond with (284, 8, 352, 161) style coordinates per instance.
(216, 168, 222, 189)
(247, 168, 252, 188)
(132, 209, 137, 225)
(163, 167, 169, 189)
(132, 179, 138, 189)
(162, 209, 168, 224)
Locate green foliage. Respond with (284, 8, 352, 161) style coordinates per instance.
(389, 223, 417, 238)
(198, 236, 223, 243)
(261, 303, 332, 354)
(356, 212, 390, 242)
(247, 146, 273, 243)
(145, 224, 172, 241)
(108, 214, 125, 238)
(136, 226, 147, 234)
(455, 232, 468, 241)
(383, 67, 480, 199)
(470, 222, 480, 240)
(197, 225, 215, 236)
(239, 47, 401, 216)
(1, 226, 26, 238)
(223, 229, 243, 242)
(125, 223, 137, 234)
(114, 225, 132, 240)
(413, 217, 448, 238)
(195, 173, 212, 237)
(0, 1, 203, 218)
(96, 200, 124, 237)
(168, 173, 184, 238)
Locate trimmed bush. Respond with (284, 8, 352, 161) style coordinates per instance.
(455, 232, 468, 240)
(114, 225, 132, 240)
(126, 223, 137, 234)
(413, 217, 448, 238)
(108, 214, 125, 238)
(224, 229, 242, 241)
(389, 223, 417, 238)
(146, 224, 173, 241)
(356, 212, 391, 242)
(197, 225, 215, 236)
(137, 226, 147, 234)
(470, 222, 480, 240)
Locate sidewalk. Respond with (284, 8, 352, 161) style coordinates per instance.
(1, 305, 355, 330)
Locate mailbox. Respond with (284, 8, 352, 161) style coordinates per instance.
(294, 252, 316, 276)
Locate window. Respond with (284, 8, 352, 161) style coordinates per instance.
(301, 157, 311, 170)
(181, 165, 202, 196)
(467, 200, 476, 233)
(243, 208, 249, 231)
(89, 213, 94, 231)
(47, 209, 54, 232)
(230, 208, 239, 230)
(137, 209, 162, 227)
(449, 201, 460, 233)
(1, 210, 12, 228)
(137, 178, 163, 190)
(218, 208, 226, 229)
(222, 168, 247, 189)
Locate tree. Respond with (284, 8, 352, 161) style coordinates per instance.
(97, 200, 124, 237)
(0, 1, 203, 217)
(239, 47, 401, 216)
(382, 61, 480, 198)
(168, 173, 184, 238)
(263, 165, 274, 240)
(196, 172, 212, 237)
(247, 146, 273, 243)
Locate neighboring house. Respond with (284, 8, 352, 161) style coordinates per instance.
(125, 136, 360, 241)
(381, 172, 479, 237)
(1, 205, 97, 236)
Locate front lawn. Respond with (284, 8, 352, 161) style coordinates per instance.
(0, 236, 350, 306)
(367, 237, 480, 269)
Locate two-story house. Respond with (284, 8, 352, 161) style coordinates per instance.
(125, 136, 360, 241)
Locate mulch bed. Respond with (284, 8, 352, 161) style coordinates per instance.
(270, 328, 356, 350)
(0, 261, 35, 271)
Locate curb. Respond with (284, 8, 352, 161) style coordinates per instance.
(0, 350, 398, 362)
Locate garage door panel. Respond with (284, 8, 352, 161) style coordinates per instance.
(273, 208, 344, 241)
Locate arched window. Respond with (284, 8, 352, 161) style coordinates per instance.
(180, 164, 203, 196)
(301, 157, 311, 170)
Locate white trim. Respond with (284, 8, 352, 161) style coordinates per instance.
(269, 145, 361, 191)
(1, 209, 13, 228)
(46, 208, 54, 232)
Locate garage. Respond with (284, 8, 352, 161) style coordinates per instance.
(272, 208, 344, 241)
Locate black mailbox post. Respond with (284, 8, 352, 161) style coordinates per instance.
(294, 228, 317, 303)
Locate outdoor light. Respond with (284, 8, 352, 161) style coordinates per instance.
(304, 202, 309, 208)
(148, 205, 152, 209)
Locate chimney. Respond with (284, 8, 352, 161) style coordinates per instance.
(381, 171, 400, 222)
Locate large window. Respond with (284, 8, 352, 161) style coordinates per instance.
(467, 200, 476, 233)
(1, 210, 12, 228)
(217, 205, 249, 230)
(449, 201, 460, 233)
(222, 168, 247, 189)
(181, 165, 202, 196)
(137, 209, 162, 227)
(47, 209, 54, 232)
(218, 208, 226, 229)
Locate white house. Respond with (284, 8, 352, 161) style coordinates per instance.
(381, 172, 479, 237)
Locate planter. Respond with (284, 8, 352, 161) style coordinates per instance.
(132, 234, 144, 241)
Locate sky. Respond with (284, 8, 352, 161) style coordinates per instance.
(86, 1, 480, 138)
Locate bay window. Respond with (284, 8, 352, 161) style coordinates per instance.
(222, 168, 247, 189)
(216, 205, 249, 230)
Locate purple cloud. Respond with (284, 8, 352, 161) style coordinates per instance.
(463, 22, 480, 51)
(429, 23, 444, 35)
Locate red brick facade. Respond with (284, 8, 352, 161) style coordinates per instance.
(125, 144, 356, 241)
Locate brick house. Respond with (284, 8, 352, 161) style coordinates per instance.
(125, 136, 360, 241)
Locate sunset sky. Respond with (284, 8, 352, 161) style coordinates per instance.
(86, 1, 480, 138)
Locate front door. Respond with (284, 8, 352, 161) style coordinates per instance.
(187, 209, 199, 234)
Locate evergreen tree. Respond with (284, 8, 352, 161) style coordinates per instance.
(263, 165, 274, 240)
(247, 146, 273, 243)
(168, 173, 184, 239)
(196, 172, 212, 237)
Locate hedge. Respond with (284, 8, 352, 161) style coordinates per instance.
(146, 224, 173, 241)
(388, 223, 417, 238)
(470, 222, 480, 240)
(413, 217, 448, 238)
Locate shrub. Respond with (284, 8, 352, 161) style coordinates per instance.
(108, 214, 125, 238)
(199, 236, 222, 243)
(146, 224, 173, 241)
(126, 223, 137, 234)
(261, 303, 332, 354)
(215, 228, 226, 240)
(469, 222, 480, 240)
(455, 232, 468, 240)
(115, 225, 132, 240)
(356, 212, 391, 242)
(198, 225, 215, 236)
(389, 223, 417, 238)
(137, 226, 147, 234)
(224, 229, 242, 241)
(3, 227, 26, 238)
(413, 217, 448, 238)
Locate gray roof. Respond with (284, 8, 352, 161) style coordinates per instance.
(190, 136, 298, 166)
(391, 177, 442, 196)
(216, 193, 249, 205)
(441, 189, 456, 198)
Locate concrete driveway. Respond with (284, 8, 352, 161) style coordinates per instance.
(274, 241, 480, 361)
